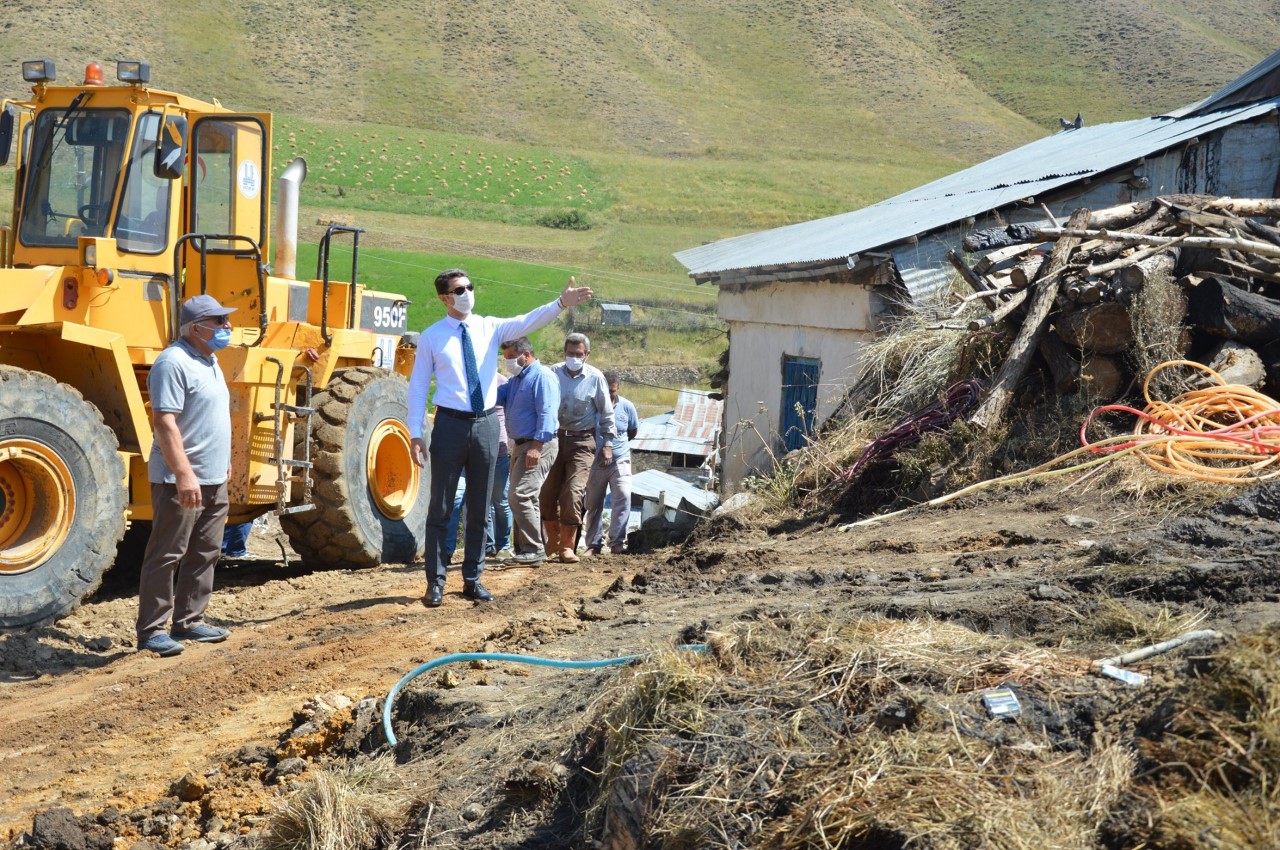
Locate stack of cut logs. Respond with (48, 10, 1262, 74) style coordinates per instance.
(946, 194, 1280, 429)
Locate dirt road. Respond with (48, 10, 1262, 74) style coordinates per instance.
(2, 480, 1277, 845)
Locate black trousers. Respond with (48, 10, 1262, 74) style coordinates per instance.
(425, 409, 498, 586)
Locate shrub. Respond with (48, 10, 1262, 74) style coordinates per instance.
(536, 209, 591, 230)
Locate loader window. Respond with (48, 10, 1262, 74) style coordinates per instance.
(190, 117, 266, 252)
(18, 107, 130, 247)
(115, 112, 170, 254)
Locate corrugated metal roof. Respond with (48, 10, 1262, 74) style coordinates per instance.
(675, 98, 1280, 279)
(631, 389, 722, 456)
(630, 469, 718, 512)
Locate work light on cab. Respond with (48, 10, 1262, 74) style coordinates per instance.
(116, 60, 149, 84)
(21, 59, 54, 83)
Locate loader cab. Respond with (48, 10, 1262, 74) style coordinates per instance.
(17, 104, 131, 247)
(7, 60, 268, 281)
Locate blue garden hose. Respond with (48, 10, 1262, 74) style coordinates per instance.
(383, 645, 707, 746)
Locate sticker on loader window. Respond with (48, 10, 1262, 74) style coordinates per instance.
(237, 159, 261, 200)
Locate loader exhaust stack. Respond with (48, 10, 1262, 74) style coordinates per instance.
(273, 157, 307, 279)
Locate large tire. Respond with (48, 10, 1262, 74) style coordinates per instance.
(0, 367, 127, 628)
(281, 366, 427, 568)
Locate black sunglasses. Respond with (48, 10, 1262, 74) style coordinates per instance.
(448, 284, 474, 296)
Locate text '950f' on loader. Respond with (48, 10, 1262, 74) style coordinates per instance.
(0, 59, 428, 628)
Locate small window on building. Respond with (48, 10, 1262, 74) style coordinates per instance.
(781, 355, 820, 452)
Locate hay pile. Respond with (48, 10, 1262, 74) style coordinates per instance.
(1112, 625, 1280, 849)
(583, 616, 1280, 850)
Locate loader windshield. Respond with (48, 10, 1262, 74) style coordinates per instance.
(18, 106, 130, 247)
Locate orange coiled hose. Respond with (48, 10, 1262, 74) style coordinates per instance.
(1081, 360, 1280, 483)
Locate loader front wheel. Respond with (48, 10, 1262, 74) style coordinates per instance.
(281, 367, 426, 568)
(0, 367, 126, 628)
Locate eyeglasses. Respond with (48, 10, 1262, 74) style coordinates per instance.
(448, 284, 474, 296)
(200, 317, 232, 328)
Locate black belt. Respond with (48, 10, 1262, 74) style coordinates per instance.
(436, 406, 495, 420)
(559, 428, 594, 438)
(515, 437, 535, 445)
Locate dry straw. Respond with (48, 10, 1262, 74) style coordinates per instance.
(586, 614, 1135, 850)
(259, 756, 412, 850)
(1116, 625, 1280, 848)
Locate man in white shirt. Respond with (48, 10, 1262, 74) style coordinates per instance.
(407, 269, 592, 607)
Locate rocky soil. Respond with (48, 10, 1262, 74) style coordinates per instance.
(2, 477, 1278, 848)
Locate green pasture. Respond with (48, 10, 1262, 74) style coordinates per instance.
(296, 240, 722, 416)
(275, 118, 609, 228)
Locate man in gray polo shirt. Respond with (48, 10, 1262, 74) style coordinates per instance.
(136, 294, 236, 656)
(540, 332, 615, 563)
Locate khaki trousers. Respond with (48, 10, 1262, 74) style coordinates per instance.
(510, 438, 558, 555)
(540, 433, 596, 525)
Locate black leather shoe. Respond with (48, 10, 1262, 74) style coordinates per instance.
(463, 580, 493, 602)
(425, 585, 444, 607)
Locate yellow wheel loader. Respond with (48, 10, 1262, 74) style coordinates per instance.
(0, 59, 427, 628)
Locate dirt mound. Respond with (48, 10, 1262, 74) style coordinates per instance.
(4, 478, 1280, 849)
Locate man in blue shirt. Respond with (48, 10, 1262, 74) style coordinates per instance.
(498, 337, 560, 565)
(582, 372, 639, 555)
(407, 270, 592, 607)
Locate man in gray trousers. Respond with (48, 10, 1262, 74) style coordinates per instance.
(136, 294, 236, 656)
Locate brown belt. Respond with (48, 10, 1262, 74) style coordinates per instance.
(559, 428, 594, 438)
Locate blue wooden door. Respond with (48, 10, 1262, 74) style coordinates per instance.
(781, 356, 820, 451)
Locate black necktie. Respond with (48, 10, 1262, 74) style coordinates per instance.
(460, 323, 484, 414)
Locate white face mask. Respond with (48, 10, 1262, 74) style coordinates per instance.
(564, 356, 585, 372)
(504, 357, 524, 376)
(451, 288, 474, 314)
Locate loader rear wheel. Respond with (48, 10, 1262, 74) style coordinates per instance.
(281, 367, 426, 568)
(0, 367, 126, 628)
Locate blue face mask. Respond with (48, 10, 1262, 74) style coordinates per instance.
(209, 328, 233, 350)
(198, 322, 232, 350)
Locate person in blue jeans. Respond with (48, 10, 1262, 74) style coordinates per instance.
(221, 521, 252, 558)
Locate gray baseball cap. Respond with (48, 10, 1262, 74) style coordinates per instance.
(180, 294, 237, 325)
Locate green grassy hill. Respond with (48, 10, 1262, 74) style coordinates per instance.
(0, 2, 1275, 316)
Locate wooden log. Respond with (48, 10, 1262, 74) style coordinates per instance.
(1114, 249, 1178, 292)
(947, 249, 997, 308)
(1080, 206, 1179, 265)
(1078, 355, 1125, 401)
(1039, 332, 1080, 393)
(1205, 340, 1267, 388)
(1197, 196, 1280, 219)
(968, 287, 1030, 331)
(1089, 242, 1181, 281)
(1186, 276, 1280, 344)
(971, 208, 1091, 430)
(1245, 218, 1280, 249)
(973, 242, 1041, 275)
(1260, 340, 1280, 396)
(1063, 275, 1106, 304)
(1056, 302, 1134, 354)
(1220, 256, 1280, 285)
(1008, 254, 1047, 288)
(1034, 226, 1280, 260)
(948, 249, 992, 291)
